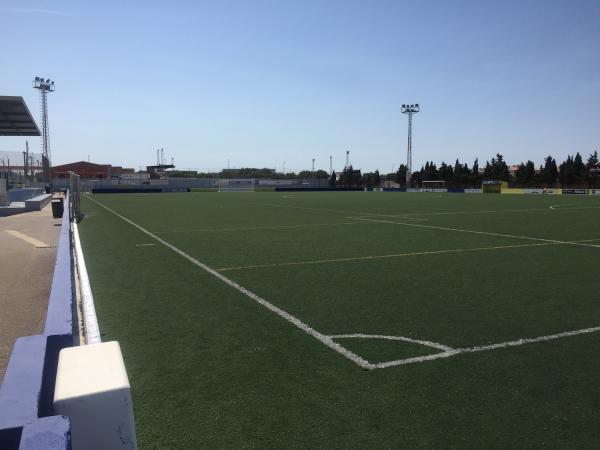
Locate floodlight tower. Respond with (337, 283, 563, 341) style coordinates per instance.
(33, 77, 55, 184)
(401, 103, 420, 186)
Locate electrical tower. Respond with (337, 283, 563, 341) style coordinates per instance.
(401, 103, 420, 186)
(33, 77, 55, 184)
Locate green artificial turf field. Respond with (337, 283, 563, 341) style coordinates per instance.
(78, 192, 600, 448)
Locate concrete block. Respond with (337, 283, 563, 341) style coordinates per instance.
(19, 416, 71, 450)
(53, 342, 136, 450)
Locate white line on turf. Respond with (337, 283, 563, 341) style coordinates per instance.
(547, 205, 600, 211)
(217, 237, 600, 271)
(328, 334, 455, 352)
(153, 222, 366, 234)
(87, 196, 374, 370)
(372, 325, 600, 369)
(396, 205, 600, 217)
(251, 202, 429, 221)
(347, 217, 600, 249)
(135, 243, 156, 247)
(255, 201, 600, 219)
(217, 242, 566, 271)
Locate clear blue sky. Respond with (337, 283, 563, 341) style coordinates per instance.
(1, 0, 599, 173)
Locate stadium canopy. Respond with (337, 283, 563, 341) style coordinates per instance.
(0, 96, 40, 136)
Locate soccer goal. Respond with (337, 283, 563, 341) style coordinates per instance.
(218, 178, 256, 192)
(421, 180, 446, 190)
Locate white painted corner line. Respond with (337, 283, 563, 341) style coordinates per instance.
(87, 196, 373, 369)
(135, 243, 156, 247)
(366, 325, 600, 369)
(346, 216, 600, 249)
(328, 334, 455, 352)
(5, 229, 48, 248)
(72, 222, 102, 344)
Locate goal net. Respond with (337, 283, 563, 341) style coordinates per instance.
(218, 178, 256, 192)
(421, 180, 445, 189)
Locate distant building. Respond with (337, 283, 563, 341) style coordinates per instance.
(51, 161, 134, 179)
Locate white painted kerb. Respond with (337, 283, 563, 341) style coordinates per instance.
(72, 221, 101, 344)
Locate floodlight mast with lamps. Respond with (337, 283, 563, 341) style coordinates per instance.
(401, 103, 420, 186)
(33, 77, 55, 184)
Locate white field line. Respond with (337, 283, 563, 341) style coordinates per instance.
(372, 325, 600, 369)
(153, 221, 366, 234)
(255, 201, 600, 219)
(328, 334, 454, 352)
(396, 205, 600, 217)
(347, 217, 600, 249)
(217, 242, 558, 271)
(87, 196, 373, 370)
(135, 243, 156, 247)
(5, 229, 48, 248)
(251, 202, 429, 221)
(217, 237, 600, 272)
(72, 222, 101, 344)
(547, 205, 600, 211)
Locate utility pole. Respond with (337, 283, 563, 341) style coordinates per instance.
(33, 77, 55, 185)
(24, 140, 30, 186)
(401, 103, 420, 186)
(330, 155, 332, 174)
(312, 158, 315, 172)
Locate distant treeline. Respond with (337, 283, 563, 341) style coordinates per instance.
(401, 150, 599, 189)
(165, 150, 599, 188)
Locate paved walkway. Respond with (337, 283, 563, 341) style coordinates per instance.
(0, 203, 61, 383)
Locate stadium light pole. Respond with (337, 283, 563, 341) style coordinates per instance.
(33, 77, 55, 185)
(401, 103, 420, 186)
(312, 158, 315, 172)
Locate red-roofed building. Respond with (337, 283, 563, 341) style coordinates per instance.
(51, 161, 134, 179)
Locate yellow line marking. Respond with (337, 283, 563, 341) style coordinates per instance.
(217, 237, 600, 272)
(5, 229, 49, 248)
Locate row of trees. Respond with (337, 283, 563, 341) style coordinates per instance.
(388, 151, 599, 189)
(166, 150, 599, 188)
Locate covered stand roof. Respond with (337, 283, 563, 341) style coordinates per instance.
(0, 96, 41, 136)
